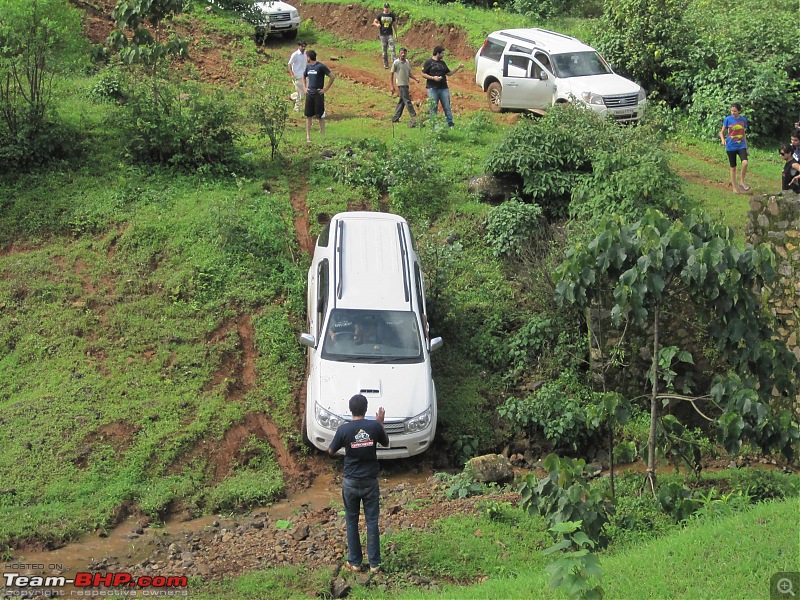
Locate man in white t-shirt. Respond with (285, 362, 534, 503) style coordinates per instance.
(287, 41, 308, 112)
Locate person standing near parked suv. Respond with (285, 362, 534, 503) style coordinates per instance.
(719, 102, 750, 193)
(328, 394, 389, 574)
(422, 45, 464, 127)
(287, 41, 307, 112)
(303, 50, 336, 143)
(373, 3, 397, 69)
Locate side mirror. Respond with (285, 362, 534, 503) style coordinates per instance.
(539, 72, 548, 81)
(429, 337, 443, 353)
(299, 333, 316, 348)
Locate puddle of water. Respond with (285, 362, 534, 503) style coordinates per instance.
(3, 467, 437, 591)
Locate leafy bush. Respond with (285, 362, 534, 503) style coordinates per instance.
(485, 199, 544, 258)
(252, 76, 289, 161)
(520, 453, 614, 546)
(119, 81, 239, 171)
(0, 0, 88, 169)
(91, 66, 127, 103)
(726, 468, 800, 502)
(486, 107, 594, 219)
(387, 141, 448, 219)
(498, 370, 598, 452)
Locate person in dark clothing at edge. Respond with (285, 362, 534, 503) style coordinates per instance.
(328, 394, 390, 574)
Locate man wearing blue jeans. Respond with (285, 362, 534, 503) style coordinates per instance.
(328, 394, 389, 574)
(421, 45, 464, 127)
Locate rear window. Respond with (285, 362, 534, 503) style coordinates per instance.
(480, 38, 505, 62)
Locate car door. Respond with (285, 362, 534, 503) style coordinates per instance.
(501, 52, 555, 110)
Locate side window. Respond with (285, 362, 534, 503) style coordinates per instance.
(413, 263, 428, 339)
(504, 55, 532, 78)
(317, 221, 331, 247)
(316, 260, 329, 338)
(534, 51, 552, 74)
(480, 38, 505, 62)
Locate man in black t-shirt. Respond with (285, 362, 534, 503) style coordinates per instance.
(421, 45, 464, 127)
(328, 394, 390, 573)
(303, 50, 336, 143)
(373, 3, 397, 69)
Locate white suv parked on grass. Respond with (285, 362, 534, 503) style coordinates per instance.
(475, 28, 646, 122)
(252, 1, 300, 43)
(299, 212, 443, 459)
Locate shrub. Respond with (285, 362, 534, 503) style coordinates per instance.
(485, 107, 596, 219)
(119, 81, 239, 171)
(0, 0, 88, 169)
(485, 199, 544, 258)
(387, 141, 448, 219)
(499, 370, 598, 452)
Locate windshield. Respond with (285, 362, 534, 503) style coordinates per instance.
(321, 309, 423, 363)
(551, 51, 612, 78)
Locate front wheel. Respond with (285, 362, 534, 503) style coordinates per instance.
(487, 82, 503, 113)
(284, 29, 298, 40)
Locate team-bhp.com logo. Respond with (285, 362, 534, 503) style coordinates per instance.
(3, 572, 188, 597)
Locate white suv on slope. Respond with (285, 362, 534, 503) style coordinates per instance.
(298, 212, 443, 459)
(252, 1, 301, 43)
(475, 28, 646, 122)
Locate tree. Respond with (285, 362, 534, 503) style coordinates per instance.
(0, 0, 86, 166)
(107, 0, 188, 72)
(555, 210, 799, 492)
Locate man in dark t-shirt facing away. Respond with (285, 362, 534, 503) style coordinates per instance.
(328, 394, 389, 574)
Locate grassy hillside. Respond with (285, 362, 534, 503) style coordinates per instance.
(0, 0, 794, 557)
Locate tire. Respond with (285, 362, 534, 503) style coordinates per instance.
(487, 82, 503, 113)
(284, 29, 298, 40)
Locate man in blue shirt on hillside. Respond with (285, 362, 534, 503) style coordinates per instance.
(719, 102, 749, 193)
(328, 394, 389, 574)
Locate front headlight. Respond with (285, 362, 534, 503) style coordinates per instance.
(315, 404, 344, 431)
(638, 87, 647, 103)
(580, 91, 605, 106)
(290, 10, 299, 18)
(405, 407, 432, 433)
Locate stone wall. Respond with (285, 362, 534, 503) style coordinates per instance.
(746, 194, 800, 362)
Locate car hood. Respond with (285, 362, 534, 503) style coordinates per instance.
(255, 1, 297, 13)
(561, 73, 641, 97)
(317, 360, 432, 420)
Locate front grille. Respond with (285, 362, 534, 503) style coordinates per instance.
(603, 93, 639, 108)
(271, 12, 291, 22)
(383, 421, 406, 435)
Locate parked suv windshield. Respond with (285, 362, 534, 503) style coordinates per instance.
(321, 309, 423, 363)
(551, 51, 612, 78)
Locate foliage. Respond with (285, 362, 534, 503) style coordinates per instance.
(486, 106, 689, 223)
(543, 520, 604, 600)
(485, 107, 593, 219)
(485, 199, 543, 258)
(90, 65, 127, 103)
(595, 0, 800, 139)
(252, 76, 290, 161)
(387, 141, 448, 219)
(0, 0, 88, 168)
(439, 471, 493, 500)
(107, 0, 188, 69)
(118, 81, 240, 170)
(555, 210, 800, 486)
(498, 370, 598, 452)
(594, 0, 694, 105)
(656, 481, 701, 522)
(725, 468, 800, 503)
(520, 453, 614, 546)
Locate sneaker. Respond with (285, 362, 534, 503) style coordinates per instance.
(345, 562, 362, 572)
(370, 566, 381, 574)
(739, 183, 751, 192)
(391, 118, 400, 123)
(408, 119, 417, 128)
